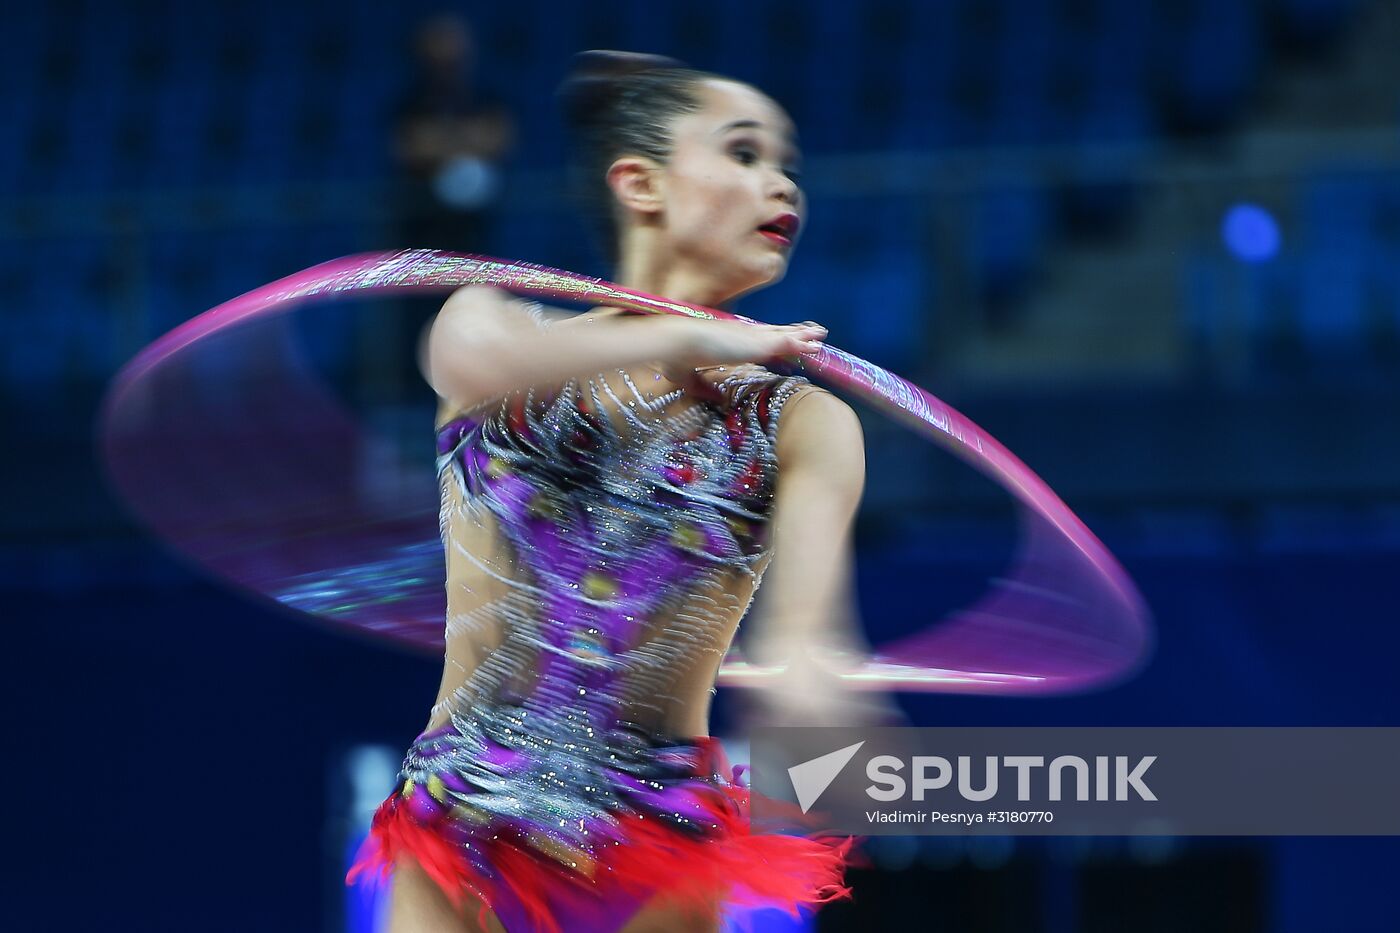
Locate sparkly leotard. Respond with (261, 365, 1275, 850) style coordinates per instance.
(346, 327, 852, 932)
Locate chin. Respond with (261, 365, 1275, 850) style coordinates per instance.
(727, 271, 784, 305)
(755, 255, 791, 289)
(710, 249, 792, 304)
(751, 247, 793, 281)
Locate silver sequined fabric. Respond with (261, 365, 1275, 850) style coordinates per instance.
(394, 351, 814, 862)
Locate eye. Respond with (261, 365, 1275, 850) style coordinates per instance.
(729, 139, 803, 185)
(729, 143, 759, 165)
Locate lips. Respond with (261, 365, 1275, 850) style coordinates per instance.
(758, 212, 800, 242)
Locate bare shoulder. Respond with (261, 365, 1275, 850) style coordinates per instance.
(421, 288, 550, 410)
(777, 384, 862, 437)
(780, 382, 847, 414)
(433, 285, 556, 334)
(773, 383, 865, 479)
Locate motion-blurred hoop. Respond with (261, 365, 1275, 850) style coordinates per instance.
(99, 249, 1152, 694)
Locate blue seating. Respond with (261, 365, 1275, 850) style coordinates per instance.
(1161, 0, 1261, 130)
(1277, 0, 1363, 45)
(1245, 254, 1300, 345)
(1181, 249, 1227, 354)
(967, 179, 1051, 301)
(1299, 170, 1374, 249)
(844, 249, 928, 369)
(888, 3, 958, 149)
(1372, 243, 1400, 333)
(0, 0, 1384, 398)
(793, 0, 865, 152)
(1297, 247, 1368, 354)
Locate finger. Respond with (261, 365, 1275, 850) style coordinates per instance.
(777, 330, 821, 347)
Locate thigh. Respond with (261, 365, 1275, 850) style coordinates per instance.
(387, 858, 505, 933)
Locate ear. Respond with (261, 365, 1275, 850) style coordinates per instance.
(606, 156, 664, 217)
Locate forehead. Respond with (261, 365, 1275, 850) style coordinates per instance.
(679, 79, 799, 146)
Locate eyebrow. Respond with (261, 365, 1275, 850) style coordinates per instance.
(714, 119, 802, 155)
(715, 119, 765, 135)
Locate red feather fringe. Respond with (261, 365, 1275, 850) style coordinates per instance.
(347, 772, 855, 933)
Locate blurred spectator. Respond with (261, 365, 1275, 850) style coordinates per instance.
(392, 13, 516, 253)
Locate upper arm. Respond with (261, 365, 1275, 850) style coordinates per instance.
(744, 385, 865, 650)
(773, 387, 866, 514)
(419, 285, 500, 407)
(418, 286, 551, 411)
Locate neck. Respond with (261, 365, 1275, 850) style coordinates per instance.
(613, 242, 740, 314)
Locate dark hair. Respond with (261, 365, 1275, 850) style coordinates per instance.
(555, 50, 728, 268)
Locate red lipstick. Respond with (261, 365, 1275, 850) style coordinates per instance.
(758, 212, 799, 247)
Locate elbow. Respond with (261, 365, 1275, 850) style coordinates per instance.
(426, 336, 516, 405)
(423, 287, 522, 403)
(426, 349, 511, 405)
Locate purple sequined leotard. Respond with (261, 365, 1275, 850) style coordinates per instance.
(347, 350, 853, 931)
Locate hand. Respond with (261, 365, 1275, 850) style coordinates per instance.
(738, 639, 905, 729)
(656, 318, 826, 402)
(673, 318, 827, 369)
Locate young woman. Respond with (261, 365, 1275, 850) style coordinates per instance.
(349, 50, 870, 933)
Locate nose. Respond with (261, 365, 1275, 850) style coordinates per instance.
(769, 172, 799, 206)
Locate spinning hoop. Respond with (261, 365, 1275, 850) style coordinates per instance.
(99, 249, 1152, 694)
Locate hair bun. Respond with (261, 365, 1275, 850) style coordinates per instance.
(570, 49, 686, 78)
(556, 49, 690, 130)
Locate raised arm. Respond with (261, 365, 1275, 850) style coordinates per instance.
(419, 285, 829, 410)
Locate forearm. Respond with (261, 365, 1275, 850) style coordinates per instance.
(427, 290, 698, 404)
(750, 517, 863, 660)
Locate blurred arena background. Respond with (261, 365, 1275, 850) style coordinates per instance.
(6, 0, 1400, 930)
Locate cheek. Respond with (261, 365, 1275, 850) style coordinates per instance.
(671, 161, 751, 234)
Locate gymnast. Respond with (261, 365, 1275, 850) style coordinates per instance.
(347, 50, 878, 932)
